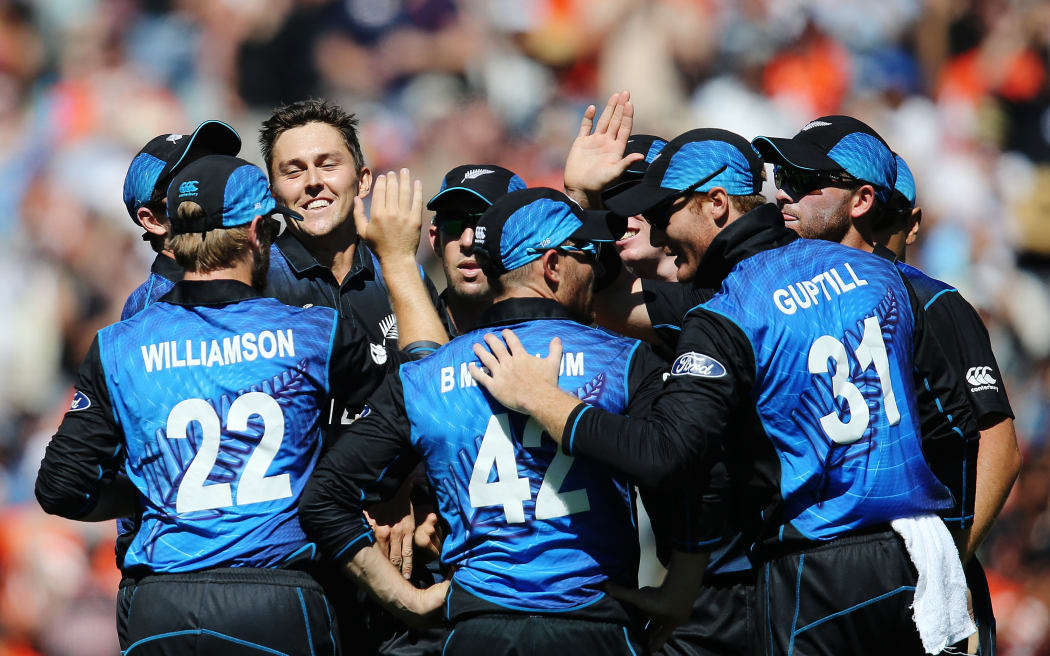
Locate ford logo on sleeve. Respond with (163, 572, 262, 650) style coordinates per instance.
(670, 352, 727, 378)
(69, 390, 91, 411)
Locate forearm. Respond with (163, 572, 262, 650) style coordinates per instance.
(380, 255, 448, 350)
(77, 475, 138, 521)
(967, 418, 1021, 560)
(521, 383, 583, 445)
(346, 544, 433, 620)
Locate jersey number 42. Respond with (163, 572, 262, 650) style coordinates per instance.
(468, 413, 590, 524)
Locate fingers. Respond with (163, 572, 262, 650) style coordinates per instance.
(577, 104, 597, 139)
(615, 100, 635, 145)
(411, 179, 423, 225)
(593, 91, 621, 135)
(501, 328, 526, 356)
(606, 95, 627, 144)
(471, 340, 500, 372)
(482, 332, 511, 361)
(373, 523, 391, 559)
(352, 196, 369, 238)
(385, 170, 397, 211)
(610, 152, 646, 178)
(371, 172, 387, 217)
(398, 168, 411, 214)
(546, 336, 563, 366)
(401, 527, 414, 579)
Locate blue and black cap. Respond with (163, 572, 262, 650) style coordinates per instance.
(604, 128, 764, 218)
(123, 120, 241, 225)
(601, 134, 668, 201)
(166, 155, 302, 235)
(426, 164, 527, 215)
(752, 116, 897, 203)
(891, 154, 916, 210)
(472, 187, 626, 274)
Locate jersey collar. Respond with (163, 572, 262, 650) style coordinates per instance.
(274, 230, 376, 284)
(475, 297, 578, 329)
(151, 253, 184, 282)
(160, 279, 261, 306)
(694, 202, 797, 289)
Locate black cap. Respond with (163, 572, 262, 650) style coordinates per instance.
(601, 134, 668, 200)
(123, 120, 241, 224)
(426, 165, 528, 214)
(605, 128, 764, 218)
(166, 155, 301, 235)
(472, 187, 626, 274)
(752, 116, 896, 202)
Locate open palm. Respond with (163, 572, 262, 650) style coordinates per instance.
(563, 90, 644, 209)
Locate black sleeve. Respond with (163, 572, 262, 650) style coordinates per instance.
(299, 373, 420, 567)
(641, 280, 716, 351)
(924, 290, 1013, 425)
(904, 278, 981, 528)
(327, 316, 413, 408)
(565, 309, 755, 491)
(624, 344, 727, 553)
(35, 336, 126, 519)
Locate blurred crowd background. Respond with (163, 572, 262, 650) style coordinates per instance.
(2, 0, 1050, 653)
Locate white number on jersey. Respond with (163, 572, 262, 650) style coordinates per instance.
(807, 315, 902, 445)
(166, 392, 292, 513)
(468, 414, 591, 523)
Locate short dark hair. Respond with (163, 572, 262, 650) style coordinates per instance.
(729, 193, 768, 215)
(259, 99, 366, 176)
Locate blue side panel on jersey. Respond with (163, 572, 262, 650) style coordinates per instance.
(99, 298, 339, 572)
(399, 320, 642, 611)
(121, 274, 177, 320)
(895, 261, 955, 309)
(702, 239, 951, 541)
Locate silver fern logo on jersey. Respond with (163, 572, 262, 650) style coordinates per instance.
(462, 168, 493, 182)
(379, 313, 399, 343)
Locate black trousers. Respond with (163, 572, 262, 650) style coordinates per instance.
(658, 573, 757, 656)
(442, 614, 643, 656)
(756, 529, 925, 656)
(117, 567, 339, 656)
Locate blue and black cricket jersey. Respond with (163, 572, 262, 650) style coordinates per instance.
(301, 298, 711, 624)
(264, 231, 445, 430)
(565, 205, 978, 553)
(36, 280, 400, 573)
(871, 245, 1014, 530)
(121, 253, 183, 320)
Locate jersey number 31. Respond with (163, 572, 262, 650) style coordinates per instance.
(166, 392, 291, 514)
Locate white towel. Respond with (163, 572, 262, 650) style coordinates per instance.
(890, 514, 976, 654)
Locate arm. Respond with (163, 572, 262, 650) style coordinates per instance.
(470, 309, 753, 489)
(354, 168, 448, 353)
(35, 336, 134, 521)
(593, 272, 714, 349)
(346, 543, 448, 629)
(970, 416, 1020, 559)
(562, 91, 643, 209)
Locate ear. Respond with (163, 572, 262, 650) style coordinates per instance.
(850, 184, 877, 219)
(248, 216, 263, 249)
(138, 206, 169, 236)
(428, 224, 442, 258)
(357, 167, 373, 198)
(540, 249, 561, 285)
(905, 207, 922, 246)
(704, 187, 730, 225)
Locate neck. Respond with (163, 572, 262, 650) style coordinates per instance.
(445, 292, 490, 334)
(493, 281, 552, 304)
(182, 257, 253, 286)
(840, 227, 875, 253)
(161, 249, 176, 260)
(287, 221, 359, 283)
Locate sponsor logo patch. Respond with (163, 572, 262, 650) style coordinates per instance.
(69, 390, 91, 411)
(670, 352, 727, 378)
(966, 365, 998, 391)
(166, 134, 184, 143)
(178, 180, 199, 197)
(474, 225, 486, 244)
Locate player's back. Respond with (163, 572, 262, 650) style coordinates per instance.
(98, 294, 339, 572)
(398, 318, 641, 612)
(701, 238, 952, 541)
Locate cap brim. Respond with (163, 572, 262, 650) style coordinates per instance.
(270, 203, 303, 222)
(751, 136, 841, 172)
(604, 181, 683, 218)
(569, 209, 627, 243)
(426, 187, 492, 213)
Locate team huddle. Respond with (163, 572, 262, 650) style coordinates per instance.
(34, 91, 1018, 656)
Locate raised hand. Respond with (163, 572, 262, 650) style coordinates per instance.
(563, 91, 644, 209)
(354, 168, 424, 261)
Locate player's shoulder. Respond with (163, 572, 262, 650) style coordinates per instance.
(893, 261, 957, 308)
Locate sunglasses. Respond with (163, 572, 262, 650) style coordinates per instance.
(434, 212, 484, 238)
(773, 165, 859, 197)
